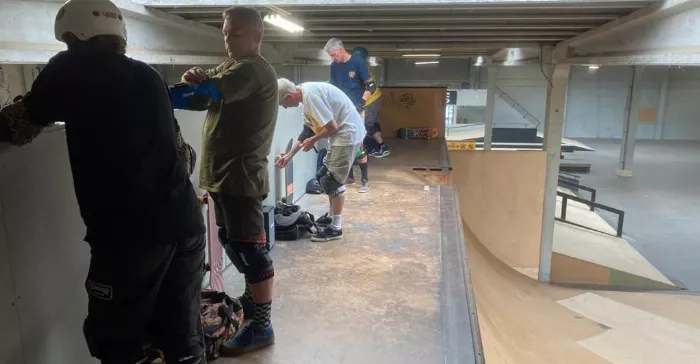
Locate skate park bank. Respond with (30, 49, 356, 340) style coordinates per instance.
(4, 0, 700, 362)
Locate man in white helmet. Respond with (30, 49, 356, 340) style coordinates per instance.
(0, 0, 207, 363)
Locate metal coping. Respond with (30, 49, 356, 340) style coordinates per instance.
(438, 186, 484, 364)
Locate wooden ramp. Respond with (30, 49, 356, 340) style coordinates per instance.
(466, 227, 700, 364)
(449, 149, 678, 291)
(552, 189, 678, 290)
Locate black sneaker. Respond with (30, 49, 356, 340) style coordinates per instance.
(316, 212, 332, 226)
(371, 144, 391, 158)
(311, 226, 343, 242)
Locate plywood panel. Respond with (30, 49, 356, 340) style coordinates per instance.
(451, 150, 546, 271)
(551, 253, 611, 286)
(379, 87, 446, 139)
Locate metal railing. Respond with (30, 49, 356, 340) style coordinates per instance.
(494, 86, 541, 128)
(556, 191, 625, 238)
(558, 176, 597, 211)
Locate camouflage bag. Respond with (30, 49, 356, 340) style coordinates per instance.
(200, 290, 245, 360)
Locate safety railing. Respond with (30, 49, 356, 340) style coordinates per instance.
(556, 191, 625, 237)
(494, 86, 541, 128)
(558, 175, 597, 211)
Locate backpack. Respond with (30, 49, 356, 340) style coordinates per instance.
(274, 202, 317, 241)
(200, 290, 245, 361)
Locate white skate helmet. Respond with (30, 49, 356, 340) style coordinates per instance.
(54, 0, 128, 43)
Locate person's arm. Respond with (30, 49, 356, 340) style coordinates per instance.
(358, 59, 375, 103)
(0, 58, 63, 146)
(207, 62, 260, 104)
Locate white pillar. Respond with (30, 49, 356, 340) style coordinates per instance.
(618, 66, 639, 178)
(654, 66, 670, 140)
(538, 64, 571, 283)
(484, 66, 497, 150)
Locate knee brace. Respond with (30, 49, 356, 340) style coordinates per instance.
(316, 165, 328, 183)
(365, 122, 379, 137)
(319, 172, 346, 197)
(224, 243, 275, 284)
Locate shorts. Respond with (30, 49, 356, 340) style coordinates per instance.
(324, 143, 362, 183)
(364, 94, 383, 135)
(83, 235, 206, 363)
(209, 192, 267, 244)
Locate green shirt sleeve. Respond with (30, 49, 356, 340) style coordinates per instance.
(209, 61, 260, 104)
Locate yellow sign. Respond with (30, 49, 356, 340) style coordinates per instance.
(446, 141, 477, 151)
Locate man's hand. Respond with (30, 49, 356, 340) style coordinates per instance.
(183, 67, 207, 84)
(301, 137, 316, 152)
(274, 153, 289, 168)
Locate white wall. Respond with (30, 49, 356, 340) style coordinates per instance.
(565, 65, 700, 140)
(0, 62, 318, 363)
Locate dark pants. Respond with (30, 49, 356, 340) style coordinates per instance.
(83, 235, 206, 364)
(364, 94, 383, 136)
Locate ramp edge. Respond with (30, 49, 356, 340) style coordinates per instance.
(439, 186, 485, 364)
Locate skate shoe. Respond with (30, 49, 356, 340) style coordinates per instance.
(311, 226, 343, 242)
(359, 180, 371, 193)
(221, 323, 275, 356)
(315, 212, 332, 226)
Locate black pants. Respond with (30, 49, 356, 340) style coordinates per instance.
(83, 235, 206, 364)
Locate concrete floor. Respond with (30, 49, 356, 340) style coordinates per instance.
(213, 181, 480, 362)
(570, 138, 700, 291)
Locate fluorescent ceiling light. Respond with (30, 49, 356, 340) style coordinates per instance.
(588, 65, 600, 70)
(263, 14, 304, 33)
(402, 53, 441, 58)
(415, 61, 440, 65)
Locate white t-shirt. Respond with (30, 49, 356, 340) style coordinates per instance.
(301, 82, 366, 147)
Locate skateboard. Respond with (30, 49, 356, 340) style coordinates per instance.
(396, 127, 439, 139)
(284, 138, 294, 203)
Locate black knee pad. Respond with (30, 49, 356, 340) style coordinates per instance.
(224, 242, 275, 284)
(365, 123, 379, 136)
(316, 165, 328, 183)
(320, 173, 346, 197)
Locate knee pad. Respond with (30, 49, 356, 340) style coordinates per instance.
(320, 173, 346, 197)
(316, 165, 328, 183)
(365, 123, 379, 136)
(224, 243, 275, 284)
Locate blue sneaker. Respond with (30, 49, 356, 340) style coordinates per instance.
(221, 323, 275, 356)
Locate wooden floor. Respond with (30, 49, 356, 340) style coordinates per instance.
(466, 225, 700, 364)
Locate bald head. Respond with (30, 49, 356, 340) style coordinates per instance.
(222, 6, 264, 58)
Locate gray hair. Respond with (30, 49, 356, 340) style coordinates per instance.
(277, 78, 297, 105)
(222, 6, 264, 33)
(324, 38, 344, 52)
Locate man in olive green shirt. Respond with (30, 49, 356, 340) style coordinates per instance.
(182, 6, 278, 356)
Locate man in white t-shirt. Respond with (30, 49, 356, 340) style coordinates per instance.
(276, 78, 366, 241)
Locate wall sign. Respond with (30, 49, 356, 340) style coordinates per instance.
(446, 90, 457, 105)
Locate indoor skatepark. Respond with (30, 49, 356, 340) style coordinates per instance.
(3, 0, 700, 363)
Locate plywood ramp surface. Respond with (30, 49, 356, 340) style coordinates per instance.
(466, 226, 700, 364)
(450, 150, 545, 273)
(553, 223, 674, 286)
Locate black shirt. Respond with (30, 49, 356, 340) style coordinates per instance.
(26, 51, 205, 245)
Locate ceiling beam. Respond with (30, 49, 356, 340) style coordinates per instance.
(562, 0, 700, 48)
(264, 31, 579, 38)
(139, 0, 655, 7)
(291, 15, 618, 22)
(266, 37, 564, 43)
(157, 3, 650, 14)
(201, 20, 602, 31)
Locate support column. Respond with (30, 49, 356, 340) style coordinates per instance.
(654, 66, 670, 140)
(484, 66, 497, 150)
(538, 64, 571, 283)
(618, 66, 639, 177)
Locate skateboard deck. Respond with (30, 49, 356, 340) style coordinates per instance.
(285, 138, 294, 203)
(397, 127, 439, 139)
